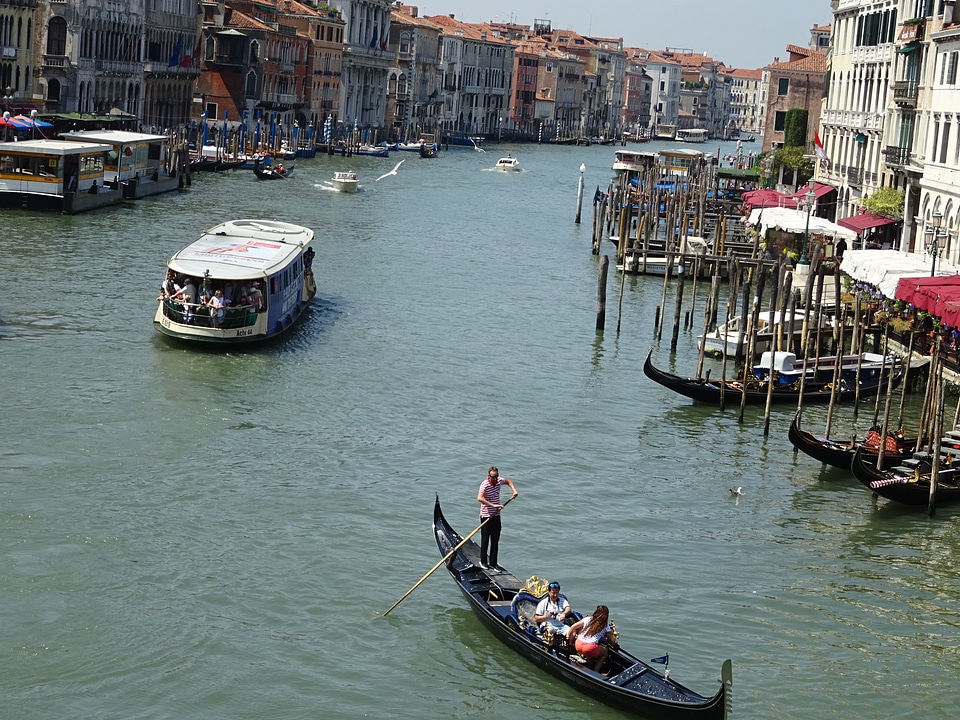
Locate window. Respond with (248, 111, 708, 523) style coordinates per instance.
(778, 78, 789, 95)
(774, 111, 786, 132)
(46, 17, 66, 55)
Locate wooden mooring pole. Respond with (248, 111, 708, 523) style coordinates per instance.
(596, 254, 609, 332)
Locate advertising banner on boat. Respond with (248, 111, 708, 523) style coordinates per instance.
(183, 238, 285, 267)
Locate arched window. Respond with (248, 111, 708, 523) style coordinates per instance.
(245, 70, 257, 97)
(47, 78, 61, 102)
(47, 17, 67, 55)
(205, 36, 215, 61)
(249, 40, 259, 64)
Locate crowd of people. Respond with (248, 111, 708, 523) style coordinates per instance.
(157, 270, 265, 327)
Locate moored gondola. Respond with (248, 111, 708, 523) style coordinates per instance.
(433, 497, 732, 719)
(851, 446, 960, 506)
(643, 351, 901, 405)
(788, 410, 918, 470)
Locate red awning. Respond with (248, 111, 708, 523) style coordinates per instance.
(794, 181, 836, 200)
(741, 188, 798, 210)
(837, 211, 899, 233)
(894, 276, 960, 328)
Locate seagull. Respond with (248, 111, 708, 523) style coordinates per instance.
(729, 487, 745, 496)
(375, 159, 405, 181)
(470, 138, 486, 153)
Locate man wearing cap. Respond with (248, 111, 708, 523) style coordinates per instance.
(534, 581, 573, 636)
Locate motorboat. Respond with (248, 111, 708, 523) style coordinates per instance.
(153, 219, 317, 345)
(697, 309, 816, 357)
(331, 170, 359, 192)
(494, 155, 520, 171)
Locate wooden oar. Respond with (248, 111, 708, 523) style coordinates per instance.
(383, 495, 516, 617)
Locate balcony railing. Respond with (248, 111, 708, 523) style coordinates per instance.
(893, 80, 918, 106)
(846, 167, 863, 186)
(884, 145, 911, 167)
(42, 54, 67, 68)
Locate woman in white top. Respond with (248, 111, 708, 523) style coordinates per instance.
(568, 604, 615, 672)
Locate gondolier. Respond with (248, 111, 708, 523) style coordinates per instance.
(477, 466, 518, 571)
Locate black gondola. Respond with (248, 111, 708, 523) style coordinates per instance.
(642, 351, 902, 405)
(788, 410, 919, 470)
(433, 497, 732, 719)
(253, 162, 293, 180)
(851, 446, 960, 506)
(419, 143, 438, 158)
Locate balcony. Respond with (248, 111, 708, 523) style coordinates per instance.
(884, 145, 911, 167)
(1, 46, 17, 60)
(846, 167, 863, 186)
(42, 54, 68, 68)
(893, 80, 918, 107)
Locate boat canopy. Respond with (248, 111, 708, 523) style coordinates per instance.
(167, 219, 313, 281)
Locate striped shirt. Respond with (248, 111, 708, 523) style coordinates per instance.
(478, 477, 505, 517)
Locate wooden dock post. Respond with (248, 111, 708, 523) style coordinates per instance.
(596, 254, 609, 332)
(576, 163, 585, 224)
(670, 259, 686, 352)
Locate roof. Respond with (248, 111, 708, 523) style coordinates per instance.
(766, 49, 827, 74)
(0, 139, 112, 155)
(167, 219, 314, 281)
(60, 130, 168, 143)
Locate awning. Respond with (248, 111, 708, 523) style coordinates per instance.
(897, 43, 920, 54)
(742, 188, 798, 210)
(895, 276, 960, 329)
(794, 181, 836, 201)
(841, 249, 960, 297)
(748, 206, 856, 240)
(838, 211, 899, 233)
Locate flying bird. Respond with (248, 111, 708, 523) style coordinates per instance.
(729, 487, 745, 496)
(375, 159, 405, 181)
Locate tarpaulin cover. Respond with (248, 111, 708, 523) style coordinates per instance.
(748, 207, 857, 240)
(841, 249, 960, 298)
(741, 188, 798, 210)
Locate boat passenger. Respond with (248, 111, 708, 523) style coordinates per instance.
(207, 289, 226, 329)
(157, 270, 179, 301)
(248, 281, 264, 312)
(172, 277, 197, 323)
(568, 605, 616, 672)
(534, 581, 573, 636)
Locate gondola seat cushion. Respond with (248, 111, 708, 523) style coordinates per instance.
(510, 591, 542, 630)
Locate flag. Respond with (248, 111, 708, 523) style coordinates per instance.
(168, 36, 182, 67)
(180, 39, 193, 68)
(370, 27, 378, 49)
(814, 131, 829, 163)
(651, 654, 669, 665)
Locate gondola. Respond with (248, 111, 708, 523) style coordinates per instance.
(788, 410, 919, 471)
(642, 351, 902, 405)
(433, 497, 732, 719)
(253, 162, 293, 180)
(851, 446, 960, 506)
(419, 143, 438, 158)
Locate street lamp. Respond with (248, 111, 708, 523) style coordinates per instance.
(799, 187, 817, 265)
(925, 210, 945, 276)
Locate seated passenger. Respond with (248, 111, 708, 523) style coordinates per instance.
(568, 604, 616, 672)
(534, 581, 572, 636)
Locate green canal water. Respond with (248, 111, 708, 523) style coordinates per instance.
(1, 140, 958, 719)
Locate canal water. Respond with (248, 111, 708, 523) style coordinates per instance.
(1, 140, 958, 720)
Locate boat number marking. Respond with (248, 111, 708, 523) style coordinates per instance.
(236, 329, 254, 337)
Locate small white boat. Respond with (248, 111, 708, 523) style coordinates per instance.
(676, 128, 708, 143)
(154, 219, 317, 345)
(495, 156, 520, 171)
(612, 149, 657, 175)
(331, 170, 359, 192)
(698, 310, 817, 358)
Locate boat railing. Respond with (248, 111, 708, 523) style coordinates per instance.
(160, 300, 260, 330)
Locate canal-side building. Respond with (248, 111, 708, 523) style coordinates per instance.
(35, 0, 145, 116)
(727, 67, 764, 138)
(387, 4, 442, 141)
(425, 14, 513, 140)
(0, 0, 38, 116)
(621, 54, 652, 138)
(334, 0, 392, 133)
(760, 45, 827, 154)
(143, 0, 200, 130)
(630, 49, 681, 134)
(820, 1, 895, 220)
